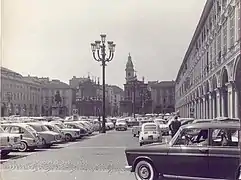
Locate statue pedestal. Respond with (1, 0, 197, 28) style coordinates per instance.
(52, 106, 59, 116)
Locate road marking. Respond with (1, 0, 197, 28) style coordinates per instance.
(67, 146, 127, 149)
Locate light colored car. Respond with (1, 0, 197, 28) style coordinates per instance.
(139, 122, 162, 146)
(115, 119, 128, 131)
(132, 119, 154, 137)
(154, 118, 169, 135)
(26, 123, 61, 147)
(63, 122, 88, 138)
(2, 123, 42, 152)
(0, 126, 22, 157)
(41, 122, 65, 142)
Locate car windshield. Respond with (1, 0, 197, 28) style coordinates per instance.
(55, 123, 67, 129)
(29, 124, 49, 132)
(154, 119, 165, 124)
(144, 125, 157, 131)
(25, 125, 37, 133)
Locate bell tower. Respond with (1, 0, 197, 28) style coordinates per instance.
(125, 53, 135, 83)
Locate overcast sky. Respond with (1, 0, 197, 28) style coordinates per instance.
(2, 0, 206, 88)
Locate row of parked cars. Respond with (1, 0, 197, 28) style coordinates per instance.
(0, 117, 104, 158)
(126, 116, 241, 180)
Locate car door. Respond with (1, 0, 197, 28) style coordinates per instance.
(165, 128, 209, 179)
(208, 128, 239, 179)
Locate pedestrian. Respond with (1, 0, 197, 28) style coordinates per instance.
(169, 116, 181, 137)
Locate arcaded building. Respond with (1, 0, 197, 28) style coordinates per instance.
(175, 0, 241, 119)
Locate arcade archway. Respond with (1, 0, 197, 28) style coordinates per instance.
(234, 57, 241, 119)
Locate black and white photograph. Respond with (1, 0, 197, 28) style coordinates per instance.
(1, 0, 241, 179)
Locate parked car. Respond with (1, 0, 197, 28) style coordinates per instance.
(50, 122, 82, 141)
(64, 122, 88, 138)
(115, 119, 128, 131)
(2, 123, 42, 152)
(154, 118, 169, 135)
(139, 123, 162, 146)
(132, 119, 154, 137)
(26, 123, 61, 147)
(125, 122, 240, 180)
(0, 126, 22, 157)
(41, 122, 65, 142)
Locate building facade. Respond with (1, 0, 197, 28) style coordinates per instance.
(175, 0, 241, 119)
(72, 76, 102, 116)
(120, 54, 152, 116)
(1, 67, 42, 116)
(38, 78, 75, 117)
(149, 81, 175, 114)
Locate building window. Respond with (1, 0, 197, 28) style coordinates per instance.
(222, 21, 227, 55)
(237, 3, 241, 41)
(217, 31, 222, 62)
(229, 12, 235, 47)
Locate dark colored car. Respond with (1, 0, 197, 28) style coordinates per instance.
(125, 122, 240, 180)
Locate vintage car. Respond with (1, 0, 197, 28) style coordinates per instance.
(0, 126, 22, 157)
(2, 123, 42, 152)
(115, 119, 128, 131)
(26, 123, 61, 147)
(41, 122, 66, 142)
(153, 118, 169, 135)
(139, 123, 162, 146)
(64, 121, 89, 138)
(132, 119, 154, 137)
(50, 122, 82, 141)
(125, 122, 240, 180)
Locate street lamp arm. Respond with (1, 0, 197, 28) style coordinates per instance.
(93, 52, 101, 62)
(97, 50, 102, 60)
(106, 51, 113, 62)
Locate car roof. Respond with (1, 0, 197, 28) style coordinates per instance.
(1, 123, 30, 128)
(181, 122, 240, 130)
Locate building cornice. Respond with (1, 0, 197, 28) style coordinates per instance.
(175, 0, 213, 81)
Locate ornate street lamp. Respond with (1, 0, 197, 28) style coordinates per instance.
(91, 34, 116, 133)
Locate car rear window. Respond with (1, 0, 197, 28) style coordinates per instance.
(144, 125, 157, 131)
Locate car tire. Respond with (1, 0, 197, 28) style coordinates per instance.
(18, 141, 28, 152)
(134, 160, 158, 180)
(140, 142, 143, 146)
(65, 134, 72, 142)
(133, 134, 136, 137)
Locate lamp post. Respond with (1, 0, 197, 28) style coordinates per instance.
(91, 34, 116, 133)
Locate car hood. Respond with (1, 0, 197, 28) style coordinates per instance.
(125, 142, 170, 154)
(39, 131, 59, 135)
(61, 128, 80, 132)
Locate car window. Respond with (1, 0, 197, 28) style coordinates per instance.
(174, 128, 209, 147)
(211, 128, 238, 148)
(10, 126, 20, 134)
(144, 125, 157, 131)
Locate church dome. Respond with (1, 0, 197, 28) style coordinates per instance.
(126, 53, 134, 68)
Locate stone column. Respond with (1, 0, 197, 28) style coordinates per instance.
(216, 89, 221, 117)
(212, 93, 216, 118)
(200, 99, 202, 118)
(203, 97, 206, 119)
(227, 83, 233, 118)
(234, 90, 239, 118)
(221, 88, 225, 117)
(209, 93, 213, 119)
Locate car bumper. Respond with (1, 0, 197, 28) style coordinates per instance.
(125, 165, 132, 171)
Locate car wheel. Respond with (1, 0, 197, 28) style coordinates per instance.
(140, 142, 143, 146)
(65, 134, 72, 142)
(18, 141, 28, 152)
(135, 160, 157, 180)
(133, 134, 136, 137)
